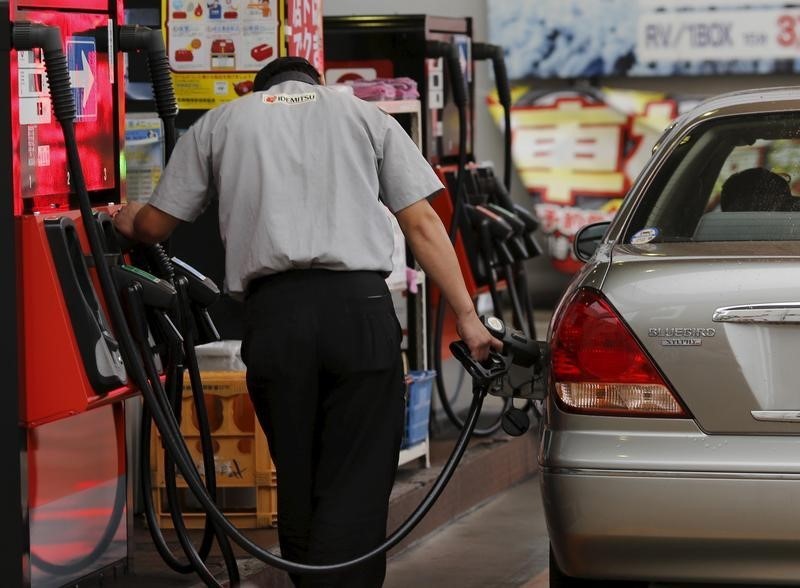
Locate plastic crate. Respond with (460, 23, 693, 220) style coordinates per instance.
(153, 485, 278, 529)
(401, 370, 436, 449)
(151, 371, 277, 528)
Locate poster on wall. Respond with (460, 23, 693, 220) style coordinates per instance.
(162, 0, 281, 109)
(489, 1, 800, 79)
(488, 87, 680, 273)
(286, 0, 323, 73)
(125, 114, 164, 202)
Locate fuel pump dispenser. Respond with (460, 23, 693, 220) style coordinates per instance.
(2, 0, 130, 583)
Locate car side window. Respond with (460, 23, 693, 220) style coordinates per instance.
(626, 114, 800, 243)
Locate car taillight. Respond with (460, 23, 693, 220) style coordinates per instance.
(550, 288, 688, 417)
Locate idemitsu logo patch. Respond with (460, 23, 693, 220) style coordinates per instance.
(262, 92, 317, 105)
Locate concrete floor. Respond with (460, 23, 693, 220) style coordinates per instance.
(384, 475, 549, 588)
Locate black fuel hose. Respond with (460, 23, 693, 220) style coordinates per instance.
(472, 43, 512, 191)
(117, 25, 178, 161)
(122, 22, 241, 573)
(474, 217, 503, 316)
(155, 197, 239, 580)
(25, 20, 502, 583)
(171, 277, 241, 583)
(137, 296, 236, 581)
(13, 22, 128, 579)
(132, 307, 223, 587)
(473, 44, 537, 340)
(133, 289, 235, 584)
(134, 272, 220, 577)
(118, 22, 236, 575)
(114, 21, 236, 573)
(144, 243, 175, 280)
(428, 41, 508, 436)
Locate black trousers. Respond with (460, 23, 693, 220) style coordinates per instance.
(241, 270, 405, 588)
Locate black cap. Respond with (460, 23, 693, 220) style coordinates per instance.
(253, 56, 321, 92)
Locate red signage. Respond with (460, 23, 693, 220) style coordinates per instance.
(11, 10, 118, 213)
(286, 0, 323, 73)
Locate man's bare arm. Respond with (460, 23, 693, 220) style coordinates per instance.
(395, 198, 501, 360)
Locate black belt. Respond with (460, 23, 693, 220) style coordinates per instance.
(246, 269, 387, 300)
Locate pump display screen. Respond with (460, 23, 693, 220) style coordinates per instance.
(11, 10, 117, 211)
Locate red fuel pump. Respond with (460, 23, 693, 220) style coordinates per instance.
(0, 0, 131, 585)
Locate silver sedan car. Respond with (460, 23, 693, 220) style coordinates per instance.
(541, 87, 800, 587)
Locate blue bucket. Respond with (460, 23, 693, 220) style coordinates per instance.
(401, 370, 436, 449)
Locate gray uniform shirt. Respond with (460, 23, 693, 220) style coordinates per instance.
(148, 80, 444, 296)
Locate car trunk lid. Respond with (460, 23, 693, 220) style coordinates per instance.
(602, 242, 800, 434)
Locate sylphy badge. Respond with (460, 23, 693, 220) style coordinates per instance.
(648, 327, 716, 347)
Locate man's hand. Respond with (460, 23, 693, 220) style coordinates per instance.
(113, 201, 145, 240)
(456, 308, 503, 362)
(112, 201, 180, 244)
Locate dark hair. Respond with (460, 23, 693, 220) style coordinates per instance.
(253, 57, 322, 92)
(720, 167, 793, 212)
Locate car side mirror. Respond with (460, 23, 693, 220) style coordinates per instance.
(573, 221, 611, 263)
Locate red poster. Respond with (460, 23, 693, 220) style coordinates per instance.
(287, 0, 324, 73)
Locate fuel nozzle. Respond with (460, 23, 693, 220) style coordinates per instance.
(449, 340, 509, 393)
(484, 203, 529, 261)
(112, 266, 183, 358)
(171, 259, 221, 344)
(481, 314, 547, 436)
(171, 257, 219, 307)
(474, 167, 541, 259)
(512, 203, 539, 234)
(513, 204, 542, 258)
(466, 204, 516, 266)
(112, 265, 178, 310)
(449, 338, 531, 437)
(481, 315, 548, 403)
(481, 315, 541, 368)
(93, 211, 126, 267)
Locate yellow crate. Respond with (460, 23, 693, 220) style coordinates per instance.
(153, 433, 276, 488)
(151, 371, 277, 528)
(154, 485, 278, 529)
(179, 371, 254, 437)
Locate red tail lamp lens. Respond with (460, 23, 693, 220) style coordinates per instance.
(550, 288, 687, 417)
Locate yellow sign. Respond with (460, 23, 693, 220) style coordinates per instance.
(487, 87, 678, 273)
(161, 0, 285, 109)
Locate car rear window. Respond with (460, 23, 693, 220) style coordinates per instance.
(625, 112, 800, 244)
